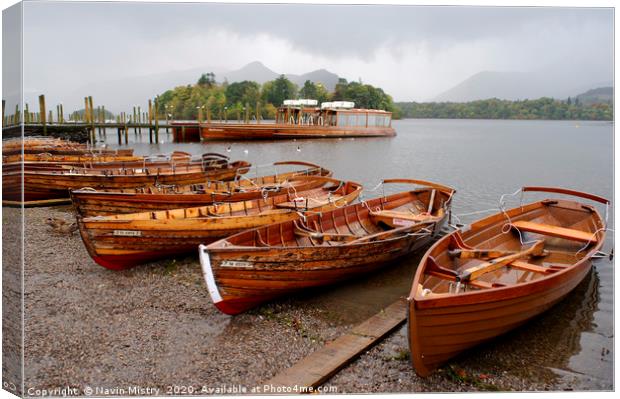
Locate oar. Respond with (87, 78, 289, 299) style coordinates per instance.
(458, 240, 546, 282)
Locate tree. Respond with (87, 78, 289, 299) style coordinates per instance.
(262, 75, 297, 106)
(298, 80, 330, 104)
(197, 72, 216, 88)
(225, 81, 260, 106)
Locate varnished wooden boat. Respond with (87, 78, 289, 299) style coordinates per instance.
(3, 138, 134, 156)
(71, 161, 331, 217)
(2, 151, 228, 172)
(200, 179, 455, 315)
(407, 187, 609, 377)
(3, 160, 250, 202)
(77, 176, 362, 270)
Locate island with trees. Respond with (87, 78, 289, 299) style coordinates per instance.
(156, 73, 612, 122)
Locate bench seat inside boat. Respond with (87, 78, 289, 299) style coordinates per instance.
(510, 220, 596, 243)
(369, 208, 443, 227)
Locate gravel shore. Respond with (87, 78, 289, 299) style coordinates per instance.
(12, 205, 610, 394)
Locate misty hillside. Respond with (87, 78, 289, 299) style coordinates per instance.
(220, 61, 279, 84)
(286, 69, 340, 92)
(575, 87, 613, 105)
(65, 62, 341, 112)
(435, 70, 613, 102)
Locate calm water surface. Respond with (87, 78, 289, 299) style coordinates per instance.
(103, 119, 613, 389)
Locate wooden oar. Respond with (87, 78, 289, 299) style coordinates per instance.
(458, 240, 546, 282)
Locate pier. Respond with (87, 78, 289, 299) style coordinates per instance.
(2, 95, 174, 144)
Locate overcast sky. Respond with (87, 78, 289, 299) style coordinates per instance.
(4, 1, 615, 111)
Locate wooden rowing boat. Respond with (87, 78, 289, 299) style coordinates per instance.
(407, 186, 609, 377)
(77, 176, 362, 270)
(2, 151, 229, 172)
(200, 179, 455, 315)
(71, 161, 332, 217)
(3, 160, 250, 202)
(2, 137, 134, 156)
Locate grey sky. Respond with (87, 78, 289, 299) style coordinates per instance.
(6, 1, 615, 111)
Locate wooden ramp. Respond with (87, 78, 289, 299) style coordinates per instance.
(265, 298, 407, 389)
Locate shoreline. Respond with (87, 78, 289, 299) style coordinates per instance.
(10, 205, 612, 393)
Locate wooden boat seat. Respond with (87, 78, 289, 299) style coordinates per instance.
(511, 220, 596, 244)
(509, 260, 558, 275)
(293, 224, 358, 242)
(276, 196, 343, 209)
(370, 208, 443, 228)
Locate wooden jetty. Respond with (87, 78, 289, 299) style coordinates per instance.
(265, 298, 407, 390)
(2, 95, 174, 145)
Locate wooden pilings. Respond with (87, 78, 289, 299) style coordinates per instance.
(148, 99, 153, 143)
(39, 95, 47, 135)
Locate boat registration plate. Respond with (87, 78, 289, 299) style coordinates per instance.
(113, 230, 142, 237)
(393, 218, 416, 227)
(221, 260, 253, 268)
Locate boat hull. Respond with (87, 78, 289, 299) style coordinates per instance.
(71, 164, 329, 216)
(200, 123, 396, 140)
(77, 178, 362, 270)
(409, 260, 592, 376)
(408, 195, 607, 376)
(201, 180, 455, 314)
(202, 222, 443, 315)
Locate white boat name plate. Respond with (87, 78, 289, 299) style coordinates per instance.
(113, 230, 142, 237)
(221, 260, 253, 268)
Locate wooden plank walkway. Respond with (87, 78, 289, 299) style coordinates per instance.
(265, 298, 407, 389)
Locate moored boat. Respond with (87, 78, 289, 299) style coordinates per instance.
(70, 161, 332, 216)
(200, 99, 395, 140)
(77, 176, 362, 270)
(407, 187, 609, 377)
(199, 179, 455, 315)
(3, 160, 250, 202)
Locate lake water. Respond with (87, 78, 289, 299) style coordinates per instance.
(102, 118, 613, 389)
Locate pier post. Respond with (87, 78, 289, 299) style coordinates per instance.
(133, 106, 138, 135)
(164, 106, 169, 133)
(84, 97, 91, 143)
(88, 96, 95, 144)
(60, 103, 64, 123)
(244, 102, 249, 124)
(148, 99, 153, 143)
(48, 110, 53, 124)
(39, 95, 47, 135)
(24, 103, 29, 124)
(123, 112, 129, 144)
(1, 100, 5, 126)
(137, 106, 142, 134)
(256, 101, 261, 124)
(154, 96, 160, 143)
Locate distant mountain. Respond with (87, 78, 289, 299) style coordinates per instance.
(220, 61, 279, 84)
(60, 62, 342, 112)
(434, 70, 613, 102)
(286, 69, 340, 91)
(223, 62, 340, 91)
(575, 87, 613, 105)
